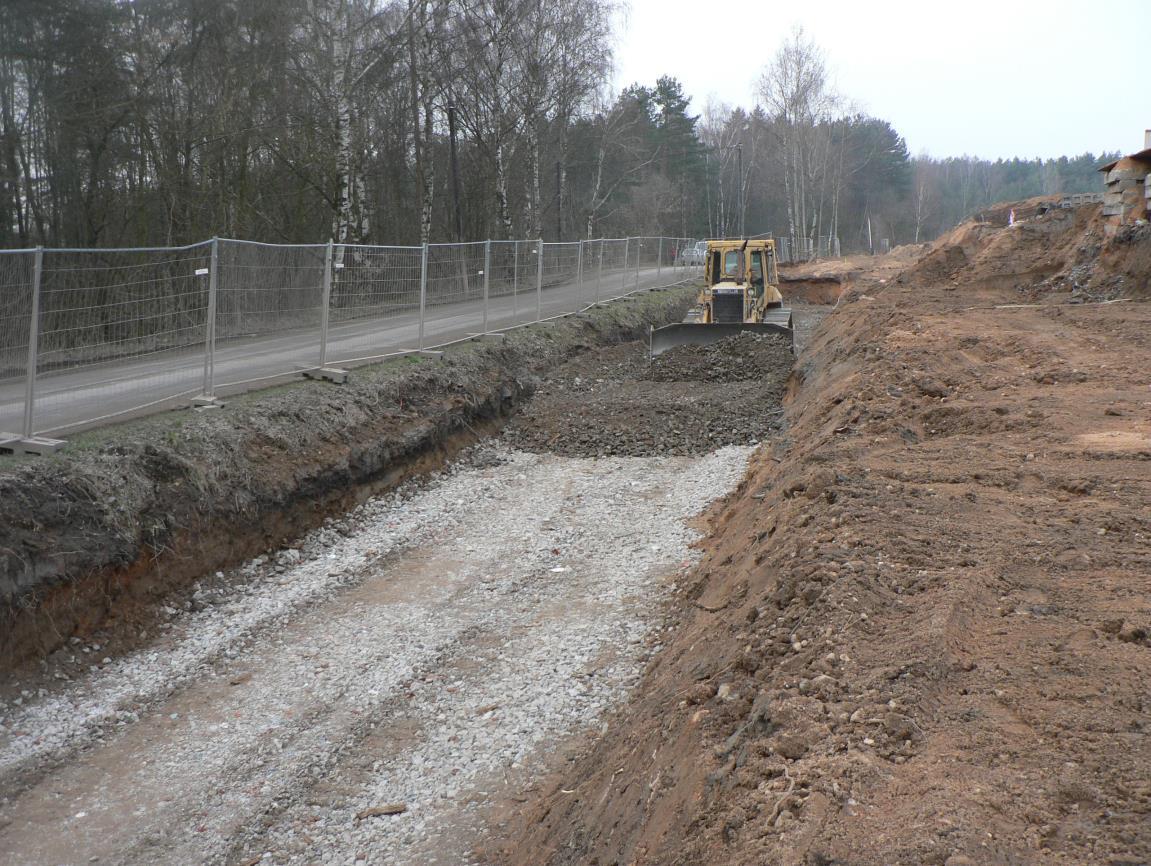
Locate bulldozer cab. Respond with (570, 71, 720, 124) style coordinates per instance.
(706, 240, 779, 288)
(704, 240, 784, 315)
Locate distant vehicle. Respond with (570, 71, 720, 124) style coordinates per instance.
(680, 240, 708, 266)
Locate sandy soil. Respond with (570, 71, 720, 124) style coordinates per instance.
(495, 205, 1151, 865)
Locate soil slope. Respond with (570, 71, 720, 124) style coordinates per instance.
(495, 205, 1151, 865)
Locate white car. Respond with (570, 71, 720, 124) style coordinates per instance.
(680, 241, 707, 266)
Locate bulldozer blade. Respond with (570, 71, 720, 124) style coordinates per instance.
(649, 319, 794, 358)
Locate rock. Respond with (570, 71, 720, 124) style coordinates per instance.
(883, 712, 918, 741)
(687, 683, 717, 705)
(1099, 618, 1124, 636)
(716, 683, 738, 702)
(915, 377, 951, 398)
(1118, 623, 1148, 644)
(355, 803, 407, 820)
(773, 733, 808, 760)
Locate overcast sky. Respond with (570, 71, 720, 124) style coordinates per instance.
(612, 0, 1150, 160)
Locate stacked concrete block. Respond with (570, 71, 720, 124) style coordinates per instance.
(1060, 192, 1104, 208)
(1099, 131, 1151, 234)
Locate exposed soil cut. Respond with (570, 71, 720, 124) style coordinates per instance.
(502, 333, 793, 458)
(493, 203, 1151, 866)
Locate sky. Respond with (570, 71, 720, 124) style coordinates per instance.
(612, 0, 1151, 160)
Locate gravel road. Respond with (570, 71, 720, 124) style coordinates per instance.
(0, 443, 752, 865)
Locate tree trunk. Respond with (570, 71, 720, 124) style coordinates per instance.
(524, 117, 540, 239)
(494, 141, 513, 238)
(332, 20, 353, 247)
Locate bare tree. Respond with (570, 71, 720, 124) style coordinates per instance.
(756, 26, 837, 251)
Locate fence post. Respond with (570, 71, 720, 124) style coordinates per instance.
(201, 237, 219, 399)
(482, 239, 491, 334)
(512, 241, 519, 321)
(634, 238, 641, 291)
(20, 247, 44, 438)
(576, 239, 584, 308)
(656, 237, 662, 280)
(319, 240, 334, 368)
(596, 240, 603, 303)
(622, 237, 629, 292)
(535, 239, 544, 322)
(418, 242, 428, 350)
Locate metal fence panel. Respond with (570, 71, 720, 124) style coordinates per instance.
(540, 242, 581, 317)
(427, 242, 486, 310)
(326, 243, 422, 365)
(33, 244, 212, 434)
(213, 239, 327, 390)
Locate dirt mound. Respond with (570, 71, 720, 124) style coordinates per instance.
(645, 332, 793, 383)
(502, 336, 793, 458)
(1043, 217, 1151, 301)
(494, 202, 1151, 865)
(894, 201, 1151, 304)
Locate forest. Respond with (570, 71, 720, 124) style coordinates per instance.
(0, 1, 1119, 252)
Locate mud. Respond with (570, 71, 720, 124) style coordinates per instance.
(501, 333, 794, 459)
(494, 204, 1151, 865)
(0, 286, 696, 669)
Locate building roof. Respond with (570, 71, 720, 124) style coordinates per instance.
(1099, 148, 1151, 172)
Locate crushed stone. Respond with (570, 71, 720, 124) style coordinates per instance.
(503, 335, 792, 458)
(0, 444, 753, 865)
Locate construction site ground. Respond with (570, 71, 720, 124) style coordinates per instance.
(0, 303, 796, 864)
(1, 202, 1149, 865)
(494, 205, 1151, 865)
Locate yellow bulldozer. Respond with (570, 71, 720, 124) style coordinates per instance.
(651, 238, 793, 356)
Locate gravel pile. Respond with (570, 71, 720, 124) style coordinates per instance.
(502, 335, 792, 458)
(644, 331, 793, 383)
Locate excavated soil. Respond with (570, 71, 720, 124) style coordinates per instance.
(501, 333, 793, 458)
(493, 204, 1151, 865)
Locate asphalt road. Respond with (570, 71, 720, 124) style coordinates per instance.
(0, 263, 698, 437)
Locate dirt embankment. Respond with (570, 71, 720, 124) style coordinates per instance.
(494, 205, 1151, 865)
(0, 288, 696, 670)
